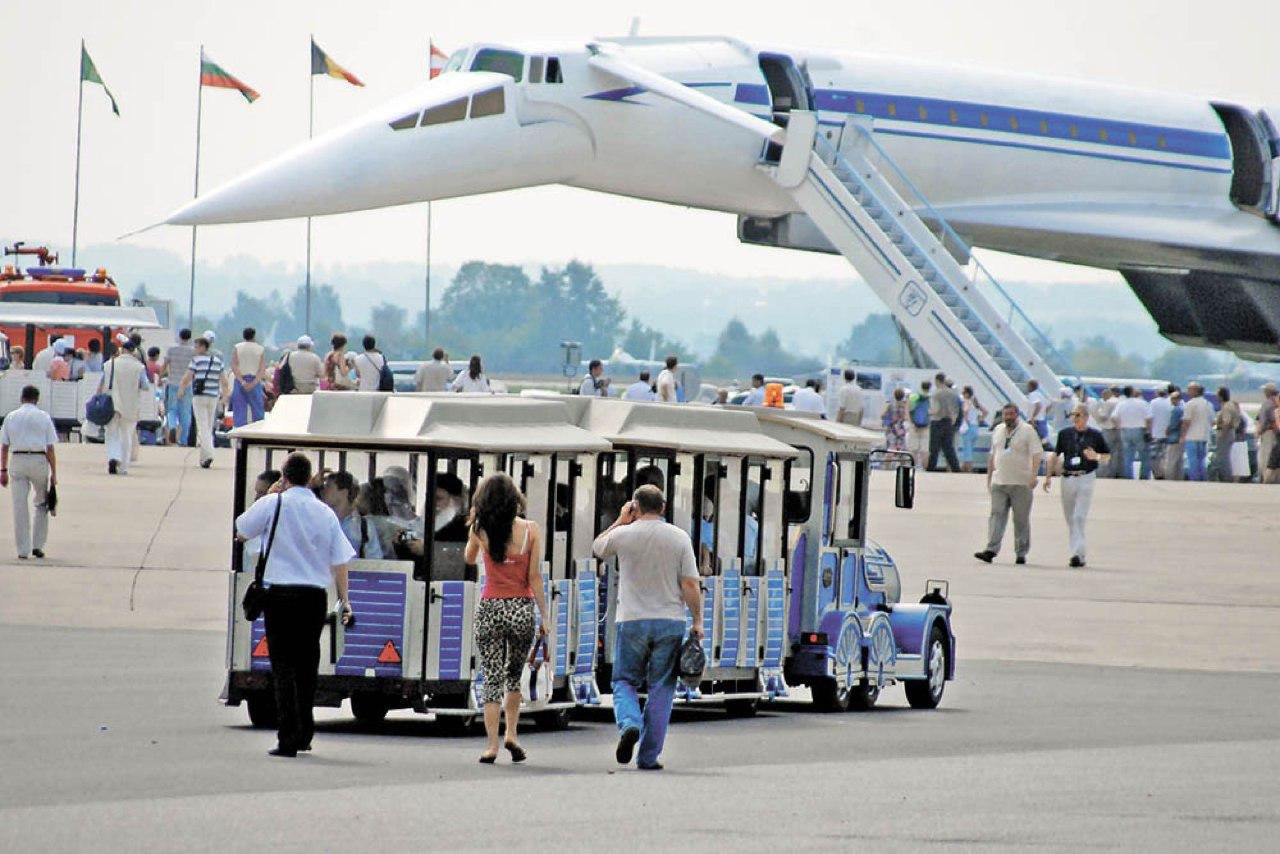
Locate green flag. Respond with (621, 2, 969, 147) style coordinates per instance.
(80, 44, 120, 116)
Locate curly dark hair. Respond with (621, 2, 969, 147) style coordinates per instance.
(472, 473, 525, 563)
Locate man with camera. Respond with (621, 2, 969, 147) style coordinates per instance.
(592, 484, 702, 771)
(179, 336, 228, 469)
(236, 453, 354, 757)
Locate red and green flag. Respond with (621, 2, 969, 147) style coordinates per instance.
(200, 50, 260, 103)
(80, 43, 119, 116)
(311, 39, 364, 87)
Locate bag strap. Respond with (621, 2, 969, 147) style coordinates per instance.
(254, 493, 285, 586)
(108, 359, 116, 390)
(359, 516, 368, 559)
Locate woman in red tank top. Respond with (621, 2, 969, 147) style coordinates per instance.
(464, 473, 549, 764)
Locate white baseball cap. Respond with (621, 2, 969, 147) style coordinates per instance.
(297, 334, 314, 347)
(115, 332, 130, 345)
(203, 329, 216, 342)
(53, 340, 69, 354)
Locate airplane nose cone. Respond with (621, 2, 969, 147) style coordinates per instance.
(165, 73, 592, 226)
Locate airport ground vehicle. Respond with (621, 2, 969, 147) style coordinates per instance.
(223, 394, 955, 728)
(1, 244, 125, 360)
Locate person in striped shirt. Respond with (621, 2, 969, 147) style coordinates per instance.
(179, 337, 228, 469)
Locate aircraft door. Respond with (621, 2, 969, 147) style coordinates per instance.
(1259, 108, 1280, 221)
(757, 52, 814, 121)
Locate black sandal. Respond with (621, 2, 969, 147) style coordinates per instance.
(478, 751, 498, 764)
(504, 742, 526, 763)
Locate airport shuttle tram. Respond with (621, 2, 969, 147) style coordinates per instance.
(222, 394, 956, 730)
(223, 393, 612, 730)
(753, 410, 956, 711)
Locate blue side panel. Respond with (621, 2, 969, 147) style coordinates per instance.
(763, 569, 786, 669)
(839, 552, 858, 608)
(553, 579, 571, 677)
(740, 577, 760, 668)
(573, 572, 598, 676)
(701, 581, 716, 659)
(888, 603, 947, 657)
(718, 569, 742, 668)
(336, 571, 408, 678)
(434, 580, 467, 680)
(816, 550, 838, 615)
(788, 532, 807, 638)
(250, 616, 269, 672)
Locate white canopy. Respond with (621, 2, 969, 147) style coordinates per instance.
(0, 302, 162, 329)
(557, 396, 798, 458)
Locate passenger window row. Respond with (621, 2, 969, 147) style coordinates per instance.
(388, 86, 505, 131)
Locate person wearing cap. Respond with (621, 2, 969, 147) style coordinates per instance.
(31, 335, 62, 376)
(179, 336, 227, 469)
(47, 340, 73, 381)
(286, 335, 324, 395)
(97, 337, 145, 475)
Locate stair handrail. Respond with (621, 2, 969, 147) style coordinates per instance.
(825, 125, 1082, 392)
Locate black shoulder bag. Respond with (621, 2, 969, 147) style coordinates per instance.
(242, 494, 284, 621)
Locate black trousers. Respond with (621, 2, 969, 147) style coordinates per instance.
(264, 585, 328, 751)
(927, 418, 961, 472)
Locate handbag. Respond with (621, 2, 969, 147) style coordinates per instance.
(192, 353, 215, 396)
(520, 632, 551, 709)
(276, 353, 295, 395)
(678, 633, 706, 681)
(84, 360, 116, 426)
(242, 493, 284, 621)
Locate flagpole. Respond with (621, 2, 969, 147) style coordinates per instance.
(189, 45, 204, 329)
(305, 35, 314, 336)
(424, 201, 432, 346)
(71, 39, 85, 268)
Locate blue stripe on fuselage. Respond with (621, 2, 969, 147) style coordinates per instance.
(731, 82, 1229, 162)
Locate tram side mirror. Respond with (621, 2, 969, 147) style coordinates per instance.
(894, 465, 915, 510)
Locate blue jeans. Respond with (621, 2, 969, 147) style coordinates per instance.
(958, 426, 978, 464)
(164, 384, 192, 439)
(1185, 440, 1208, 481)
(1120, 428, 1149, 479)
(612, 619, 684, 768)
(231, 376, 264, 427)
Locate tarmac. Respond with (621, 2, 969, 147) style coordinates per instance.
(1, 444, 1278, 851)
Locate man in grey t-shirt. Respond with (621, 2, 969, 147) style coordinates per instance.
(162, 328, 196, 446)
(593, 484, 702, 770)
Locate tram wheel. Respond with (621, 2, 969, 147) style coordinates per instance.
(350, 692, 389, 725)
(810, 677, 850, 713)
(246, 691, 278, 728)
(846, 681, 879, 711)
(905, 624, 949, 710)
(724, 698, 759, 718)
(535, 707, 573, 731)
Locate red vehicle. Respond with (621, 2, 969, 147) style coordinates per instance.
(1, 243, 122, 366)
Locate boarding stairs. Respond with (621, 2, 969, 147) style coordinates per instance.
(765, 112, 1071, 409)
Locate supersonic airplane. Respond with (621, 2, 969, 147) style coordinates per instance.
(167, 36, 1280, 374)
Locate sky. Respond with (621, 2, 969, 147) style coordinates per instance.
(3, 0, 1278, 287)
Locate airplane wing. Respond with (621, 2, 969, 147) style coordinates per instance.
(586, 44, 784, 144)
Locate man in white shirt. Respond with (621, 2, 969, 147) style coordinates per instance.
(836, 369, 864, 426)
(1114, 386, 1152, 480)
(285, 335, 324, 394)
(414, 347, 454, 392)
(655, 355, 679, 403)
(1024, 379, 1049, 444)
(0, 385, 58, 559)
(354, 335, 388, 392)
(1094, 388, 1121, 477)
(742, 374, 766, 407)
(30, 335, 61, 376)
(235, 453, 354, 757)
(98, 339, 145, 476)
(622, 370, 656, 402)
(792, 379, 826, 415)
(579, 359, 607, 397)
(1146, 387, 1173, 479)
(1180, 382, 1214, 481)
(974, 403, 1043, 565)
(230, 327, 267, 427)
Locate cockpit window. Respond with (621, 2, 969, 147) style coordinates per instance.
(546, 57, 563, 84)
(470, 48, 524, 82)
(421, 96, 468, 126)
(470, 87, 505, 118)
(443, 50, 467, 75)
(528, 56, 544, 85)
(389, 112, 419, 131)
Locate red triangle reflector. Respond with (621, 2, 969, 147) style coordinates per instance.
(251, 636, 269, 658)
(377, 640, 401, 664)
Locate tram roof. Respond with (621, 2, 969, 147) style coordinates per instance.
(556, 397, 798, 458)
(230, 392, 612, 453)
(753, 409, 883, 452)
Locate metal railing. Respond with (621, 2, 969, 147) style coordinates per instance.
(828, 124, 1082, 390)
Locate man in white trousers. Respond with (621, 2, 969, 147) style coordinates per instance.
(179, 336, 228, 469)
(1043, 404, 1111, 568)
(0, 385, 58, 559)
(99, 338, 145, 476)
